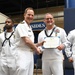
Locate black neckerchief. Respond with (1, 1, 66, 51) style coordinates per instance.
(44, 26, 56, 37)
(2, 31, 14, 47)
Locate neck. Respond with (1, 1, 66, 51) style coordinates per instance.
(25, 20, 30, 26)
(46, 25, 54, 30)
(7, 28, 13, 32)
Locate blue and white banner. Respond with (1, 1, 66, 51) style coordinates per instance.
(30, 22, 46, 31)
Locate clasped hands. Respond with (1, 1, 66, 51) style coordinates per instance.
(35, 41, 45, 54)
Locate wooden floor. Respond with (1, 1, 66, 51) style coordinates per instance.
(34, 73, 42, 75)
(34, 69, 42, 75)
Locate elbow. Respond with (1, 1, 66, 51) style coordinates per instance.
(25, 40, 29, 44)
(22, 37, 30, 44)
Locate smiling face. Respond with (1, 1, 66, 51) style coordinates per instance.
(24, 8, 34, 25)
(44, 13, 55, 26)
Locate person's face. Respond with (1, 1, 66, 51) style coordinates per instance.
(44, 14, 55, 26)
(24, 9, 34, 25)
(5, 19, 13, 29)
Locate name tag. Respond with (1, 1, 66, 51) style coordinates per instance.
(43, 36, 60, 48)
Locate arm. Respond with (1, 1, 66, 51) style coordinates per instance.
(65, 31, 73, 59)
(22, 36, 41, 54)
(35, 41, 45, 47)
(57, 44, 65, 50)
(17, 24, 41, 54)
(0, 36, 2, 53)
(37, 32, 45, 52)
(57, 29, 67, 50)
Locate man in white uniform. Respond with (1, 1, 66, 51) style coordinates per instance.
(38, 13, 68, 75)
(13, 7, 43, 75)
(0, 18, 16, 75)
(65, 30, 75, 75)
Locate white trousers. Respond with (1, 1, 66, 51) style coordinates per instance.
(15, 50, 34, 75)
(42, 59, 63, 75)
(0, 57, 16, 75)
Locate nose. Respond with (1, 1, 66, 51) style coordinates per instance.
(29, 14, 34, 18)
(29, 15, 33, 18)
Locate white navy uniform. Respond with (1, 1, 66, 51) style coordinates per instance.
(38, 25, 67, 75)
(0, 30, 16, 75)
(65, 29, 75, 74)
(13, 20, 34, 75)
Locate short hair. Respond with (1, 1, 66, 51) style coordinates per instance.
(24, 7, 34, 13)
(6, 17, 14, 24)
(44, 13, 54, 19)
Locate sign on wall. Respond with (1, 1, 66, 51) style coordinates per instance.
(30, 22, 46, 31)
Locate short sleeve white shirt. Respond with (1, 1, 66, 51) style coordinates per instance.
(38, 25, 67, 60)
(14, 20, 34, 50)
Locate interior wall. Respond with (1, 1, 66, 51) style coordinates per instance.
(0, 13, 8, 33)
(11, 6, 64, 28)
(0, 6, 64, 33)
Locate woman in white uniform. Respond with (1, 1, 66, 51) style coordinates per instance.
(0, 18, 16, 75)
(38, 13, 68, 75)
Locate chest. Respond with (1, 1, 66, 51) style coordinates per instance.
(1, 33, 14, 45)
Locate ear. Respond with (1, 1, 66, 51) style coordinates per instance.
(24, 13, 26, 19)
(24, 13, 26, 16)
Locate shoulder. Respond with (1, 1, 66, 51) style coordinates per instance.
(56, 26, 64, 31)
(56, 26, 66, 33)
(68, 29, 75, 35)
(0, 32, 4, 38)
(19, 21, 25, 24)
(0, 32, 4, 36)
(18, 21, 25, 26)
(70, 29, 75, 33)
(38, 29, 45, 35)
(16, 21, 25, 29)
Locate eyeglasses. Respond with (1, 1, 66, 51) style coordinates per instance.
(45, 18, 53, 20)
(5, 21, 11, 23)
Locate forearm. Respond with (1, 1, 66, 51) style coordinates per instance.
(65, 47, 72, 58)
(22, 37, 38, 51)
(35, 43, 42, 47)
(27, 42, 38, 51)
(35, 41, 44, 47)
(65, 40, 73, 58)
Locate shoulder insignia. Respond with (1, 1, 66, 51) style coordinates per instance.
(20, 21, 24, 24)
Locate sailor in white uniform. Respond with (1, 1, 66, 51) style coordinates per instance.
(65, 29, 75, 75)
(38, 13, 68, 75)
(0, 18, 16, 75)
(13, 7, 42, 75)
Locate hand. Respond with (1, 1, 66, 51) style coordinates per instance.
(69, 57, 73, 63)
(40, 41, 45, 46)
(37, 41, 45, 47)
(57, 44, 65, 50)
(36, 47, 42, 55)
